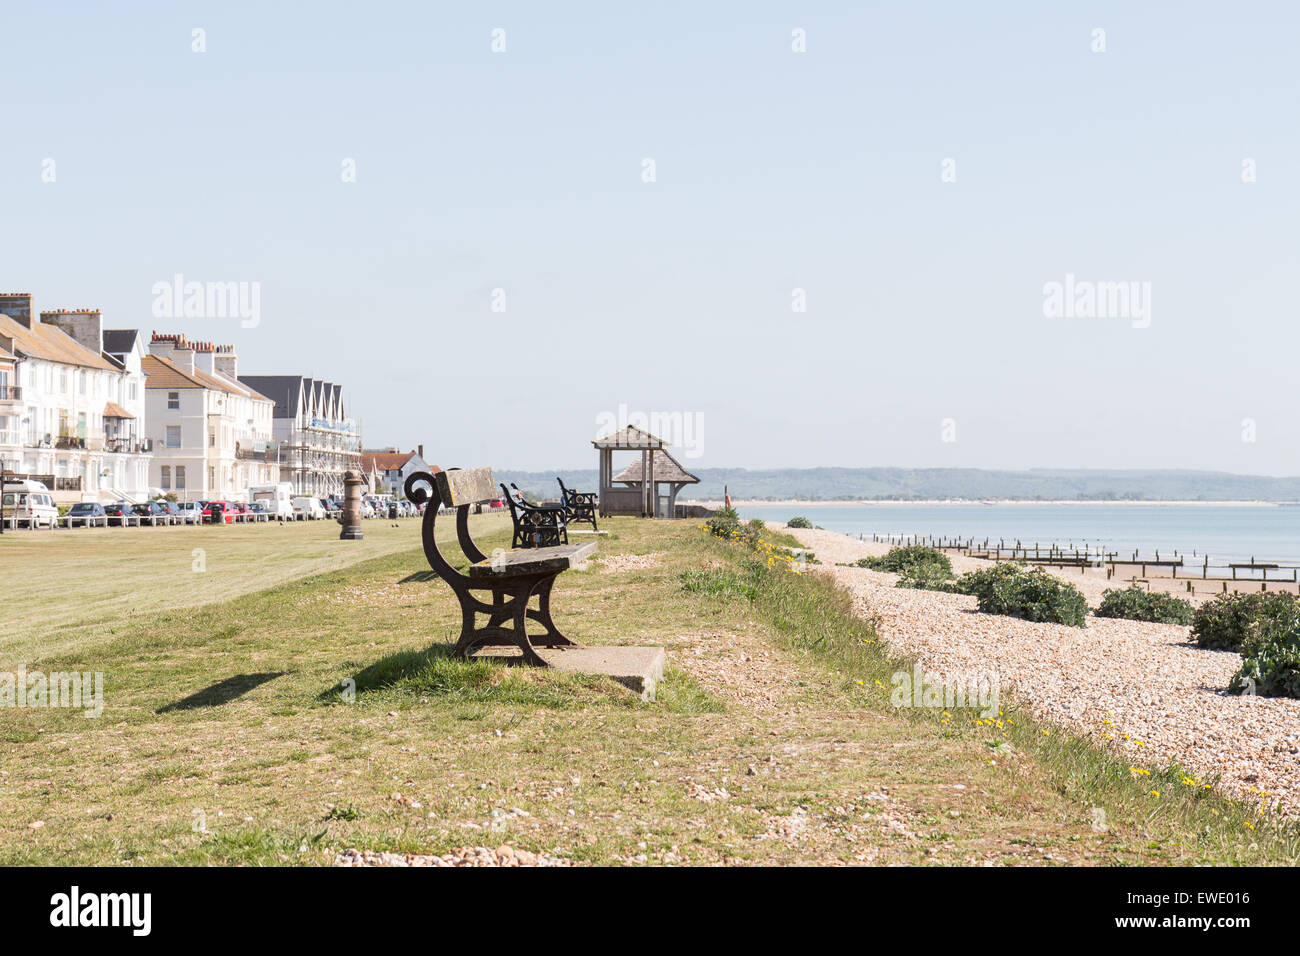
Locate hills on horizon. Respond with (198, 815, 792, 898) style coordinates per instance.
(496, 466, 1300, 503)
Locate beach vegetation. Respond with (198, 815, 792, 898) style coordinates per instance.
(1191, 591, 1298, 652)
(954, 563, 1088, 627)
(1230, 603, 1300, 698)
(786, 516, 813, 529)
(851, 545, 953, 576)
(1095, 586, 1194, 625)
(895, 562, 957, 591)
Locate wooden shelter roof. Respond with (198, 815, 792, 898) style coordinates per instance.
(613, 449, 699, 484)
(592, 425, 667, 449)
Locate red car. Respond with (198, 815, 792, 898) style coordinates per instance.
(203, 500, 235, 524)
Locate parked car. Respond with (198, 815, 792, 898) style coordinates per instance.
(2, 479, 59, 529)
(292, 496, 325, 520)
(175, 501, 204, 525)
(247, 501, 271, 522)
(64, 502, 108, 528)
(249, 483, 294, 521)
(133, 501, 171, 526)
(103, 501, 141, 527)
(203, 500, 235, 525)
(155, 500, 185, 525)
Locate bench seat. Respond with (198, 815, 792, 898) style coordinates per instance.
(468, 542, 597, 578)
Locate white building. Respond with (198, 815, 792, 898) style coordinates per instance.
(0, 294, 151, 502)
(360, 447, 431, 497)
(238, 375, 362, 496)
(143, 334, 275, 500)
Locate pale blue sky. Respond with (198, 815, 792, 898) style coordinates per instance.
(3, 1, 1297, 473)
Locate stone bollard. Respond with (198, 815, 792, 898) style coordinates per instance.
(339, 470, 367, 540)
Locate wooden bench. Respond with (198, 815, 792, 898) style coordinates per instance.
(503, 483, 568, 549)
(557, 477, 599, 531)
(404, 467, 596, 667)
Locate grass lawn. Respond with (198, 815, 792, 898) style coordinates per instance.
(1, 514, 1295, 865)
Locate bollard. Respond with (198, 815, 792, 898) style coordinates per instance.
(339, 469, 367, 540)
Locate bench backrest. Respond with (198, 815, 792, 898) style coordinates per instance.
(434, 467, 498, 508)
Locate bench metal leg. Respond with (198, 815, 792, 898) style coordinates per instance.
(527, 577, 581, 649)
(448, 572, 579, 665)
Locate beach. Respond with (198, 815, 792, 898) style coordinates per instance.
(782, 525, 1300, 815)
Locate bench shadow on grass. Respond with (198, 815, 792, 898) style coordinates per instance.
(157, 672, 287, 713)
(321, 642, 655, 711)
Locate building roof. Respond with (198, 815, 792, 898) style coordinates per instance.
(103, 401, 135, 419)
(592, 425, 668, 449)
(613, 449, 699, 485)
(361, 451, 419, 472)
(0, 314, 118, 371)
(102, 329, 139, 355)
(143, 354, 270, 402)
(238, 375, 306, 419)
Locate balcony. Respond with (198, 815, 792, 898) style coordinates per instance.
(234, 442, 276, 462)
(103, 437, 151, 455)
(6, 472, 54, 488)
(54, 476, 82, 491)
(55, 435, 87, 450)
(0, 385, 20, 403)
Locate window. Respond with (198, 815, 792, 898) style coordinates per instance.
(167, 391, 179, 410)
(165, 426, 181, 448)
(209, 466, 215, 486)
(161, 466, 171, 489)
(176, 465, 186, 490)
(209, 431, 215, 448)
(129, 382, 138, 401)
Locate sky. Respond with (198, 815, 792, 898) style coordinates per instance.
(2, 1, 1297, 474)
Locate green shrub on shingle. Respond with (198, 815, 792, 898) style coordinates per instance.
(1191, 591, 1298, 652)
(1095, 585, 1194, 625)
(953, 563, 1087, 627)
(1230, 602, 1300, 698)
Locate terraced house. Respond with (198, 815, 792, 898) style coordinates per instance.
(238, 374, 362, 496)
(0, 294, 151, 502)
(144, 333, 276, 499)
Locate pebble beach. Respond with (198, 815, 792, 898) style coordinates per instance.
(783, 526, 1300, 815)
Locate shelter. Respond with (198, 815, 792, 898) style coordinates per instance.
(613, 449, 699, 519)
(592, 425, 698, 517)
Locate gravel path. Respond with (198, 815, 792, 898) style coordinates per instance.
(784, 526, 1300, 813)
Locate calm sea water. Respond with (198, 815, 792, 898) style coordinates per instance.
(736, 504, 1300, 564)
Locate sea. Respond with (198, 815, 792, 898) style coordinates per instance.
(734, 503, 1300, 565)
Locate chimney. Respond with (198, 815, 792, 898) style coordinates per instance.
(0, 293, 34, 329)
(193, 340, 216, 376)
(41, 308, 104, 356)
(213, 344, 237, 381)
(418, 444, 424, 460)
(150, 332, 195, 374)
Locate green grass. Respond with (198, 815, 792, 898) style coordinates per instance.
(0, 513, 1293, 865)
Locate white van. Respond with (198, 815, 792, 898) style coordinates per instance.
(2, 478, 59, 529)
(291, 496, 325, 520)
(250, 482, 295, 521)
